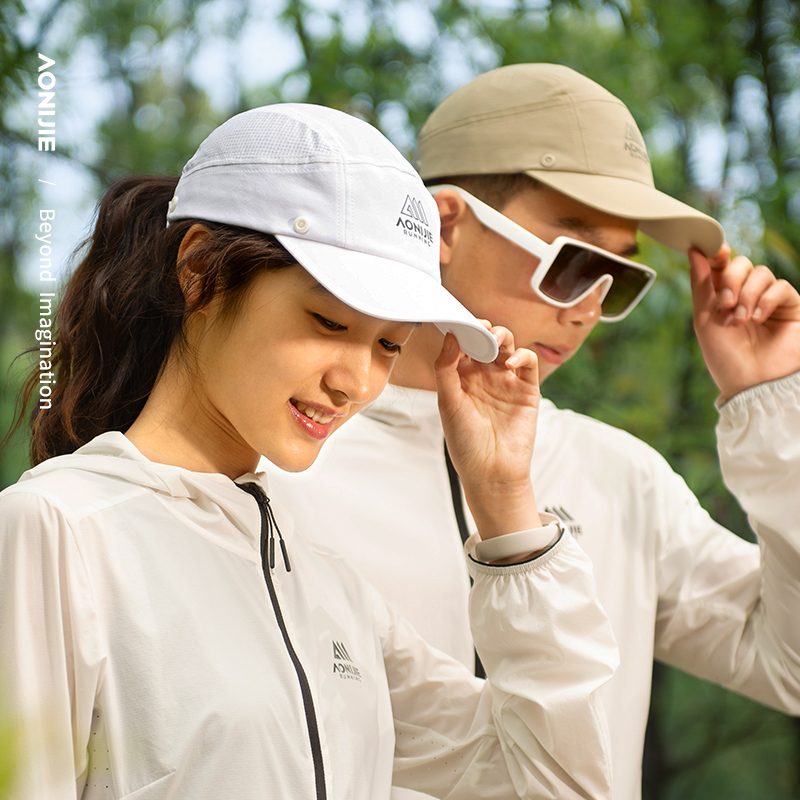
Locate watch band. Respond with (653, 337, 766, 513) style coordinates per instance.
(473, 512, 563, 562)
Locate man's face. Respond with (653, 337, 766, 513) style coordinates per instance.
(440, 184, 640, 383)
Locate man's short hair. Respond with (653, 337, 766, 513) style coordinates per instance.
(424, 173, 542, 211)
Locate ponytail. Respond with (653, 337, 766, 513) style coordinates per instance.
(10, 175, 295, 465)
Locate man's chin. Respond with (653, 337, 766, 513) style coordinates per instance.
(536, 363, 559, 385)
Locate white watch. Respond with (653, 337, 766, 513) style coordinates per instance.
(473, 512, 563, 562)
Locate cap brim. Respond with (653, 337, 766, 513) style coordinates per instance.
(275, 234, 499, 363)
(525, 170, 724, 257)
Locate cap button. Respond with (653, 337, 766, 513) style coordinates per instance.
(540, 154, 557, 168)
(168, 195, 178, 213)
(293, 216, 310, 234)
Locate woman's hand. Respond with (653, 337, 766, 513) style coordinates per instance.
(434, 326, 541, 540)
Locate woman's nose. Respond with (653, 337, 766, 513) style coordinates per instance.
(322, 344, 374, 405)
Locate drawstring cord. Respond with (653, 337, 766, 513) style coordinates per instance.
(269, 495, 291, 572)
(263, 492, 291, 572)
(239, 482, 292, 572)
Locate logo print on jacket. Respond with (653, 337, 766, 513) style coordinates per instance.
(396, 196, 434, 246)
(332, 640, 362, 682)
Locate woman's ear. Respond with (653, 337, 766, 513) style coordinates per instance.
(432, 189, 469, 266)
(177, 223, 211, 308)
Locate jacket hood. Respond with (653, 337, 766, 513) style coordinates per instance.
(20, 431, 265, 498)
(18, 432, 278, 553)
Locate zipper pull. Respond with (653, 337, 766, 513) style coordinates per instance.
(238, 482, 291, 573)
(279, 537, 292, 573)
(265, 495, 292, 572)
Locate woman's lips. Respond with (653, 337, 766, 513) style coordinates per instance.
(288, 399, 343, 441)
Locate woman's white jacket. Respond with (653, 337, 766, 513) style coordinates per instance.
(0, 431, 618, 800)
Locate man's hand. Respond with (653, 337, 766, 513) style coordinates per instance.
(689, 245, 800, 402)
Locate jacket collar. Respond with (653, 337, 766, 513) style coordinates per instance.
(362, 383, 444, 439)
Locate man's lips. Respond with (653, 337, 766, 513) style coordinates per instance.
(533, 343, 574, 366)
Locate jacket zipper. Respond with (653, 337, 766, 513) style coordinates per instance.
(239, 482, 327, 800)
(443, 441, 486, 680)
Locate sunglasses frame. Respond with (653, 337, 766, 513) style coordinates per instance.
(428, 184, 657, 322)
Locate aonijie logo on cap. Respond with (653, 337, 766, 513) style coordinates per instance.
(624, 124, 650, 164)
(396, 195, 434, 246)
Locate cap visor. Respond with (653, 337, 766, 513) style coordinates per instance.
(526, 170, 724, 257)
(275, 234, 499, 363)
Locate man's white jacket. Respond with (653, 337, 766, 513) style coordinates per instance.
(266, 371, 800, 800)
(0, 431, 617, 800)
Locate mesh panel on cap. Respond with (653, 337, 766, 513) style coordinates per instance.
(184, 112, 336, 173)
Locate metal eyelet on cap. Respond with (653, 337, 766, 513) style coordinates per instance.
(293, 216, 310, 234)
(540, 154, 557, 168)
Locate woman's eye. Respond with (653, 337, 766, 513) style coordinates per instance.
(315, 314, 346, 331)
(379, 338, 402, 354)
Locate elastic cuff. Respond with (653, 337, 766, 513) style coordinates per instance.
(715, 369, 800, 411)
(473, 512, 563, 562)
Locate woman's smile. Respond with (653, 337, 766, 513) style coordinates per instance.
(288, 398, 345, 440)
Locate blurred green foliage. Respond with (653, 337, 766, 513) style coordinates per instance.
(2, 0, 799, 797)
(0, 715, 19, 800)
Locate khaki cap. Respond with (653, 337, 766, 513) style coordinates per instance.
(417, 63, 724, 256)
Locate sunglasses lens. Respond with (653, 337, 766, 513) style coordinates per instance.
(540, 244, 651, 317)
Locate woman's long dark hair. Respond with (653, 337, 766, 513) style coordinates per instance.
(10, 175, 295, 465)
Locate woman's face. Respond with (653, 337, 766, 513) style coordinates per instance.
(188, 265, 416, 474)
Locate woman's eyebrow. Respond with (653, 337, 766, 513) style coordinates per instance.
(306, 279, 353, 313)
(307, 279, 347, 305)
(308, 279, 334, 297)
(308, 279, 420, 328)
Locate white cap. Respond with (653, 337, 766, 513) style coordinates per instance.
(167, 103, 498, 362)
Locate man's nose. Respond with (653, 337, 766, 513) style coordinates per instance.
(556, 279, 609, 326)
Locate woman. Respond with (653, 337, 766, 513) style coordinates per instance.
(0, 104, 617, 799)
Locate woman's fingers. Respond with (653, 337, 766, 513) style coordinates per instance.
(490, 325, 515, 362)
(435, 325, 539, 395)
(469, 325, 540, 389)
(433, 332, 464, 397)
(506, 347, 539, 387)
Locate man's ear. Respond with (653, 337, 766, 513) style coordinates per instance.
(432, 189, 470, 266)
(177, 223, 211, 308)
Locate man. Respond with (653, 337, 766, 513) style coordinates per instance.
(264, 64, 800, 799)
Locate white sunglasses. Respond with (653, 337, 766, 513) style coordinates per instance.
(428, 184, 656, 322)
